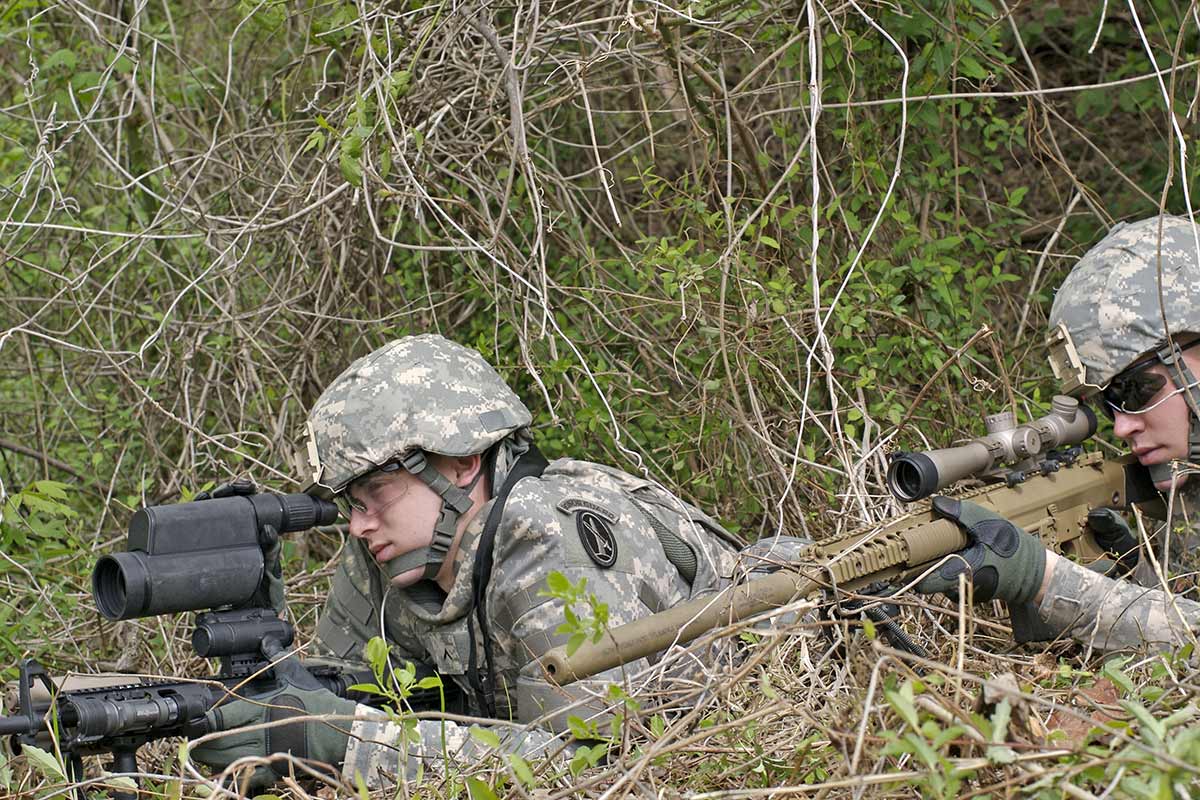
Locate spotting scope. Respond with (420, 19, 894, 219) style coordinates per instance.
(92, 492, 337, 620)
(887, 395, 1097, 503)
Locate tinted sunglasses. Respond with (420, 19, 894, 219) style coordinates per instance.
(1100, 367, 1169, 419)
(1099, 342, 1200, 419)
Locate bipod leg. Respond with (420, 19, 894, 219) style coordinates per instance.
(109, 750, 139, 800)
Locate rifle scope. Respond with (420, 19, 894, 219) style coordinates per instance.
(92, 493, 337, 620)
(887, 395, 1097, 503)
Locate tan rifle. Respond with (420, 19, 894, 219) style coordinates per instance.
(540, 397, 1162, 685)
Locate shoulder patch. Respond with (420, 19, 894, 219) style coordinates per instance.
(557, 498, 619, 568)
(575, 510, 618, 568)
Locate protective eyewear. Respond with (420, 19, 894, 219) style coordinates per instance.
(333, 460, 406, 519)
(1099, 341, 1200, 419)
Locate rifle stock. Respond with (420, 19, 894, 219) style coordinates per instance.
(539, 452, 1155, 685)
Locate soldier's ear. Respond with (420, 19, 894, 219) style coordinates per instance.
(449, 454, 483, 487)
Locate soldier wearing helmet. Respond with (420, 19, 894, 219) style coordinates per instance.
(915, 215, 1200, 654)
(193, 334, 769, 790)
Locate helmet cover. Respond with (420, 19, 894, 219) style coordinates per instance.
(307, 334, 532, 492)
(1048, 215, 1200, 395)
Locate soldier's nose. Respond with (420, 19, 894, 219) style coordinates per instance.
(1112, 411, 1143, 439)
(348, 510, 373, 538)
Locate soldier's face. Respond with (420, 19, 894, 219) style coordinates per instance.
(1110, 357, 1199, 491)
(344, 462, 452, 587)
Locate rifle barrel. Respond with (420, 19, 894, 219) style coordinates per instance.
(0, 715, 33, 735)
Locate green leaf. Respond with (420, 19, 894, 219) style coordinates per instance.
(1121, 700, 1165, 745)
(107, 775, 139, 791)
(861, 617, 877, 641)
(44, 49, 77, 71)
(466, 777, 499, 800)
(566, 715, 594, 740)
(23, 745, 66, 782)
(990, 698, 1012, 743)
(302, 130, 325, 153)
(545, 571, 570, 595)
(415, 675, 443, 690)
(884, 681, 920, 730)
(354, 770, 370, 800)
(1102, 658, 1135, 696)
(508, 754, 535, 787)
(759, 235, 780, 250)
(30, 482, 68, 499)
(958, 55, 988, 79)
(347, 683, 388, 696)
(469, 725, 502, 748)
(365, 636, 390, 675)
(340, 151, 363, 186)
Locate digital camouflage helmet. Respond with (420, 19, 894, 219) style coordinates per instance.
(306, 335, 532, 579)
(1047, 214, 1200, 483)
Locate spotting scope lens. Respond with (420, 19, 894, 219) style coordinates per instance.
(92, 555, 132, 620)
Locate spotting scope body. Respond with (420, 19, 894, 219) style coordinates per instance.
(92, 492, 337, 620)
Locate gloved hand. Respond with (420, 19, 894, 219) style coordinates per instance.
(191, 654, 357, 791)
(195, 479, 286, 614)
(914, 496, 1047, 607)
(1088, 507, 1140, 576)
(194, 478, 258, 502)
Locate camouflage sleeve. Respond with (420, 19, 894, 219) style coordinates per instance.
(1038, 556, 1200, 653)
(341, 706, 568, 789)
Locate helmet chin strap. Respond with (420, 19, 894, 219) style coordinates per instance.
(1147, 341, 1200, 487)
(385, 450, 484, 582)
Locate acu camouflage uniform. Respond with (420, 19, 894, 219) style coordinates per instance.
(1040, 215, 1200, 653)
(304, 336, 747, 789)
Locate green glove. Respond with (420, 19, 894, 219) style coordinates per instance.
(191, 655, 357, 790)
(1088, 507, 1139, 576)
(914, 497, 1047, 606)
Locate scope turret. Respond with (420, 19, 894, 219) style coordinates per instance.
(887, 396, 1097, 503)
(92, 493, 337, 620)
